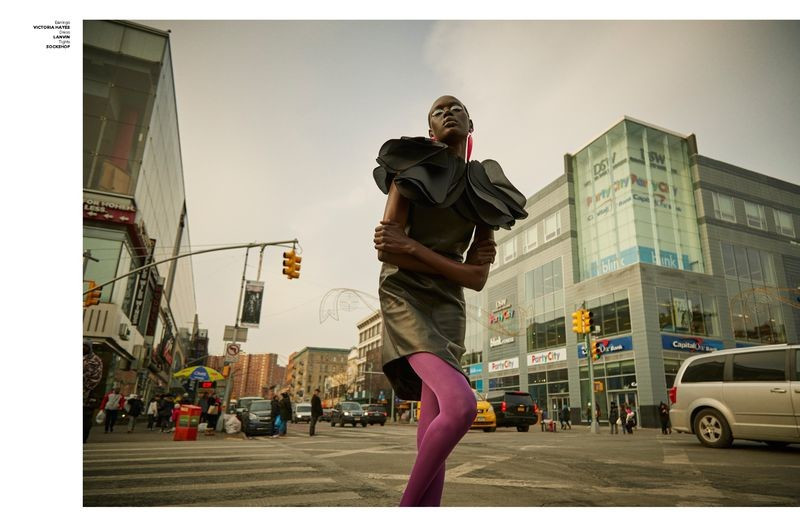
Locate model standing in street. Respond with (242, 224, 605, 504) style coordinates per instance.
(374, 95, 527, 506)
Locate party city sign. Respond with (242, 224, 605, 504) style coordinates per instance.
(527, 348, 567, 367)
(488, 357, 519, 373)
(578, 336, 633, 359)
(661, 334, 722, 354)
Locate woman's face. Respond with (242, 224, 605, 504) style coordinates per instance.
(428, 95, 472, 144)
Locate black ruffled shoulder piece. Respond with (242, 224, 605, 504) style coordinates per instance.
(373, 137, 528, 230)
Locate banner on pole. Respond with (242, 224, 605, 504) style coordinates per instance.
(240, 280, 264, 328)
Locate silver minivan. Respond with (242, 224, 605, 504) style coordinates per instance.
(669, 344, 799, 448)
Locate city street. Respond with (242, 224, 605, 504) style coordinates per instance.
(83, 420, 800, 507)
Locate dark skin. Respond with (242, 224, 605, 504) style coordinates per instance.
(374, 95, 495, 292)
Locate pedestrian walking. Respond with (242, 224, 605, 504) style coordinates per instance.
(158, 394, 173, 432)
(625, 405, 636, 434)
(586, 403, 592, 426)
(561, 404, 571, 430)
(125, 393, 144, 433)
(658, 401, 671, 434)
(609, 401, 619, 434)
(310, 389, 323, 436)
(170, 403, 180, 432)
(374, 95, 526, 506)
(99, 386, 125, 433)
(146, 396, 159, 430)
(199, 392, 209, 424)
(279, 392, 292, 436)
(205, 394, 220, 435)
(595, 402, 601, 425)
(270, 394, 281, 438)
(620, 402, 629, 435)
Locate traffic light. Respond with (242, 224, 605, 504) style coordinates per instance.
(282, 249, 302, 280)
(571, 310, 583, 334)
(582, 310, 594, 333)
(84, 280, 102, 308)
(590, 340, 602, 361)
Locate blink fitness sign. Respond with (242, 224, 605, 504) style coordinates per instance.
(577, 336, 633, 359)
(661, 334, 722, 353)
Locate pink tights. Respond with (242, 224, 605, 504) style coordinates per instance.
(400, 352, 476, 507)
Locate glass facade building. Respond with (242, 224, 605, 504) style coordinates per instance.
(83, 21, 198, 402)
(464, 117, 800, 428)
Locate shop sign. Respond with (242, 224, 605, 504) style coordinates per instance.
(494, 299, 511, 311)
(468, 363, 482, 376)
(527, 348, 567, 367)
(578, 336, 633, 358)
(488, 357, 519, 373)
(490, 336, 515, 347)
(489, 308, 515, 324)
(83, 198, 136, 224)
(661, 335, 722, 354)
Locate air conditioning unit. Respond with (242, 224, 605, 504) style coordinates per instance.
(119, 323, 131, 340)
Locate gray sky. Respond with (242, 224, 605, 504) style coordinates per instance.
(137, 20, 800, 363)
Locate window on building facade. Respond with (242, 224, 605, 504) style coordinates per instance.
(720, 242, 785, 343)
(503, 238, 517, 263)
(774, 209, 795, 237)
(656, 287, 719, 336)
(544, 212, 561, 242)
(488, 375, 519, 391)
(524, 224, 538, 253)
(711, 192, 736, 223)
(585, 291, 632, 338)
(744, 201, 766, 230)
(524, 258, 566, 352)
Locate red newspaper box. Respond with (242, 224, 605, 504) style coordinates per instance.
(173, 404, 201, 441)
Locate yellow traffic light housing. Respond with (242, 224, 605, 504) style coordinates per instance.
(571, 310, 583, 334)
(582, 310, 594, 333)
(282, 249, 301, 279)
(591, 340, 602, 361)
(84, 280, 102, 308)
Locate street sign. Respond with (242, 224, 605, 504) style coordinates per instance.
(226, 343, 241, 356)
(223, 325, 248, 342)
(225, 355, 239, 364)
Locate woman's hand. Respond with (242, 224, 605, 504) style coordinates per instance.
(465, 239, 497, 266)
(374, 220, 418, 255)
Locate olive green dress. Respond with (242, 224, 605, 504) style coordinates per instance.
(374, 137, 527, 400)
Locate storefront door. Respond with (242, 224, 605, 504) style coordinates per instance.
(551, 394, 570, 420)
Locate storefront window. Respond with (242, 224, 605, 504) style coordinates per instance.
(83, 233, 124, 302)
(488, 375, 519, 390)
(586, 290, 631, 337)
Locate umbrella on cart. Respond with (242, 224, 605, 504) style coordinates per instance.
(172, 366, 225, 382)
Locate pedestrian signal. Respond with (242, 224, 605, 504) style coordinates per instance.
(199, 381, 216, 389)
(84, 280, 102, 308)
(571, 310, 583, 334)
(282, 249, 301, 280)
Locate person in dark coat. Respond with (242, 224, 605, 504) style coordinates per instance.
(278, 393, 292, 436)
(658, 401, 671, 434)
(310, 389, 323, 436)
(609, 401, 619, 435)
(125, 394, 144, 433)
(157, 394, 174, 432)
(270, 394, 281, 438)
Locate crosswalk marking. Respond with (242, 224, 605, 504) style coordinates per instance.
(84, 460, 295, 472)
(84, 477, 335, 496)
(84, 466, 314, 481)
(179, 490, 362, 507)
(318, 445, 400, 459)
(83, 454, 276, 463)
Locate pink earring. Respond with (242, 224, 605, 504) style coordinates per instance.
(467, 132, 473, 161)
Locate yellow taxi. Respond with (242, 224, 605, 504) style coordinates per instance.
(471, 389, 496, 432)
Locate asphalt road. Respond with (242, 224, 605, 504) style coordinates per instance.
(83, 420, 800, 507)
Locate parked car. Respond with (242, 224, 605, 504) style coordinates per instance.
(471, 389, 497, 432)
(365, 404, 388, 425)
(294, 403, 312, 423)
(241, 399, 273, 436)
(669, 343, 799, 448)
(235, 396, 264, 423)
(485, 391, 538, 432)
(320, 408, 333, 422)
(331, 401, 367, 427)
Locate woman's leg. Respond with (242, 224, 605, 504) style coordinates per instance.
(416, 382, 445, 507)
(401, 352, 476, 507)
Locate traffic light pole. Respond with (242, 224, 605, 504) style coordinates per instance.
(586, 330, 599, 434)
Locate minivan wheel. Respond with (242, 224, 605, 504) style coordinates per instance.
(693, 408, 733, 448)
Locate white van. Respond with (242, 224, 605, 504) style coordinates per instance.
(669, 344, 799, 448)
